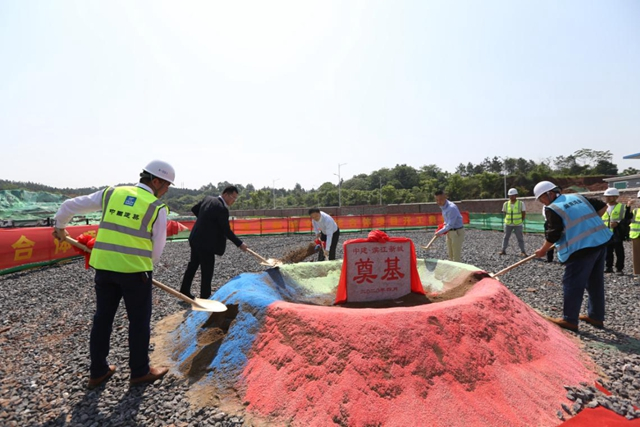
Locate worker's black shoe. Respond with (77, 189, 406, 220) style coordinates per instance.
(498, 251, 506, 255)
(604, 268, 613, 274)
(579, 315, 604, 329)
(616, 271, 624, 276)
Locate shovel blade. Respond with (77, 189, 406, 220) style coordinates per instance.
(192, 298, 227, 312)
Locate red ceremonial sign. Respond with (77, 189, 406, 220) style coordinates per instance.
(335, 230, 425, 304)
(344, 240, 412, 302)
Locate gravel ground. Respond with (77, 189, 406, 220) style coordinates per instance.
(1, 229, 639, 426)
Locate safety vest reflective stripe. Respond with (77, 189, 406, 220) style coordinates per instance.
(601, 203, 625, 229)
(555, 222, 609, 252)
(92, 241, 153, 258)
(546, 194, 613, 262)
(550, 208, 601, 230)
(504, 200, 523, 225)
(630, 209, 640, 239)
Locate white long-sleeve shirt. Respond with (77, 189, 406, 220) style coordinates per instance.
(311, 211, 338, 249)
(53, 184, 167, 264)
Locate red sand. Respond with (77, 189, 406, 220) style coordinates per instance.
(239, 278, 599, 427)
(560, 407, 640, 427)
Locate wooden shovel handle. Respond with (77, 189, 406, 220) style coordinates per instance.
(62, 236, 207, 309)
(420, 234, 439, 250)
(492, 245, 555, 278)
(246, 248, 270, 264)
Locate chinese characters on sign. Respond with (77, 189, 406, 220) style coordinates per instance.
(345, 241, 412, 302)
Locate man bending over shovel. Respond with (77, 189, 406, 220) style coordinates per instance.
(53, 160, 175, 389)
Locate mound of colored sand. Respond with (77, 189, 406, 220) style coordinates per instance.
(166, 260, 598, 427)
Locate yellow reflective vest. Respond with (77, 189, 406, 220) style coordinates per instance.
(90, 186, 167, 273)
(503, 200, 524, 225)
(630, 208, 640, 240)
(601, 203, 625, 230)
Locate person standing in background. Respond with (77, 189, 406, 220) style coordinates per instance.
(628, 191, 640, 284)
(499, 188, 527, 256)
(601, 188, 630, 275)
(434, 190, 465, 262)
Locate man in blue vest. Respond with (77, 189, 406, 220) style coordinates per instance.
(53, 160, 175, 389)
(533, 181, 612, 331)
(602, 188, 630, 275)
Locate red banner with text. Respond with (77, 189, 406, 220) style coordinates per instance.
(0, 212, 468, 273)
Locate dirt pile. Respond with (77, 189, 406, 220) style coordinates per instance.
(281, 242, 317, 263)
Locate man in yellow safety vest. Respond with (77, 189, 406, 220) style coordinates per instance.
(53, 160, 175, 389)
(602, 188, 630, 275)
(499, 188, 527, 256)
(628, 190, 640, 283)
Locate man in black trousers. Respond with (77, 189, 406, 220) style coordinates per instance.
(180, 185, 248, 299)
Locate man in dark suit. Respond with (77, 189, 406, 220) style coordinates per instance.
(180, 185, 248, 299)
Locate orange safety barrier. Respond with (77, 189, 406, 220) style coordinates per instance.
(0, 213, 468, 274)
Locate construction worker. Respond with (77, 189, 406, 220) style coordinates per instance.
(602, 188, 630, 275)
(533, 181, 612, 331)
(628, 191, 640, 283)
(52, 160, 175, 389)
(499, 188, 527, 256)
(434, 190, 465, 262)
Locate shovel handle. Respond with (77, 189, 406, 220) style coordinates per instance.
(62, 236, 208, 309)
(246, 248, 270, 264)
(492, 245, 555, 278)
(420, 234, 439, 250)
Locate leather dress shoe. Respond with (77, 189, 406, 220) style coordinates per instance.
(545, 317, 578, 331)
(579, 315, 604, 329)
(130, 367, 168, 386)
(87, 365, 116, 390)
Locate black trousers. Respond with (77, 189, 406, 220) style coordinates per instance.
(605, 240, 625, 272)
(318, 229, 340, 261)
(180, 248, 216, 299)
(91, 269, 152, 379)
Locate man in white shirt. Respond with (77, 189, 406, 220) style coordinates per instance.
(308, 208, 340, 261)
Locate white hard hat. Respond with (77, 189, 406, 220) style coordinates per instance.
(637, 190, 640, 198)
(143, 160, 175, 184)
(507, 188, 518, 196)
(533, 181, 558, 199)
(603, 188, 619, 197)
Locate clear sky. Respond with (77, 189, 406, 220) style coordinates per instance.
(1, 0, 639, 191)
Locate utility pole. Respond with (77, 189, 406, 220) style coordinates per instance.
(272, 178, 279, 209)
(379, 176, 382, 205)
(334, 163, 347, 207)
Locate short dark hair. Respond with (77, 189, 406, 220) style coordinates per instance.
(434, 190, 445, 196)
(222, 185, 239, 195)
(308, 208, 320, 215)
